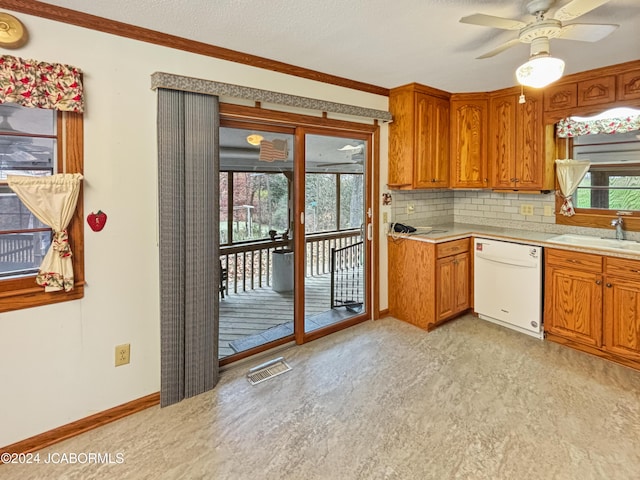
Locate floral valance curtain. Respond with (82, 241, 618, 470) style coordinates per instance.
(7, 173, 83, 292)
(0, 55, 84, 112)
(557, 114, 640, 137)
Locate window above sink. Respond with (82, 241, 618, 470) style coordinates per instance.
(555, 107, 640, 233)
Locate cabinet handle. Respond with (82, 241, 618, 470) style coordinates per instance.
(515, 178, 520, 183)
(510, 177, 516, 182)
(596, 280, 602, 285)
(606, 283, 612, 288)
(432, 178, 437, 182)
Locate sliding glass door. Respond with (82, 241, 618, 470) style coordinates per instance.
(218, 121, 372, 361)
(218, 124, 296, 358)
(301, 131, 369, 337)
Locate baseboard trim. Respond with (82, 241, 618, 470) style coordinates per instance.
(1, 392, 160, 457)
(378, 308, 390, 318)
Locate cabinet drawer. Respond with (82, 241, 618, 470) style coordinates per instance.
(436, 238, 469, 258)
(545, 248, 602, 273)
(605, 257, 640, 277)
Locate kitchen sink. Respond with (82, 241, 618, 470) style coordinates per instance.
(547, 234, 640, 253)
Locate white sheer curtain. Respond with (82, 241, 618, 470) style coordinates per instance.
(555, 159, 591, 217)
(7, 173, 83, 291)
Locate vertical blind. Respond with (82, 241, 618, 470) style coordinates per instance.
(157, 88, 219, 406)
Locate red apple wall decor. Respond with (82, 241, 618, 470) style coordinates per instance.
(87, 210, 107, 232)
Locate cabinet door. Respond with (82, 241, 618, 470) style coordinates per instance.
(453, 251, 470, 313)
(436, 252, 469, 322)
(450, 97, 488, 188)
(617, 68, 640, 101)
(544, 266, 603, 347)
(436, 255, 455, 322)
(577, 76, 616, 107)
(414, 94, 449, 188)
(516, 91, 544, 190)
(489, 93, 517, 189)
(388, 87, 415, 188)
(544, 83, 577, 112)
(603, 276, 640, 362)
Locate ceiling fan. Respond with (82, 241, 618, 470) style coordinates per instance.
(460, 0, 618, 60)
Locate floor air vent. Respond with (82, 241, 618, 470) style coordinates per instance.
(247, 356, 291, 385)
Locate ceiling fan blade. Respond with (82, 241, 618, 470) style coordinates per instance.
(476, 38, 522, 59)
(554, 0, 611, 22)
(459, 14, 527, 30)
(557, 23, 618, 42)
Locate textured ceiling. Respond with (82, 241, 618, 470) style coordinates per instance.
(37, 0, 640, 93)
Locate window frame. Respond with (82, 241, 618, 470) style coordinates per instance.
(0, 111, 84, 313)
(553, 121, 640, 232)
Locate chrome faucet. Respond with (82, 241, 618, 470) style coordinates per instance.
(611, 214, 625, 240)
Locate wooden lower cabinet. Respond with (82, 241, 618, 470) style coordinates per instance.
(545, 248, 640, 370)
(436, 239, 471, 323)
(603, 258, 640, 363)
(388, 237, 470, 331)
(544, 250, 603, 348)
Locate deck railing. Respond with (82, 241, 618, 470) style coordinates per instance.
(0, 232, 48, 276)
(331, 241, 364, 311)
(220, 229, 361, 295)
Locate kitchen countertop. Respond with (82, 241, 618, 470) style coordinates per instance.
(389, 222, 640, 260)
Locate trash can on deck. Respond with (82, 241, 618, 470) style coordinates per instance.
(272, 249, 294, 292)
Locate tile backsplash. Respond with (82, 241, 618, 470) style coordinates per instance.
(388, 189, 640, 241)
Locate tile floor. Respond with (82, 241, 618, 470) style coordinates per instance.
(3, 314, 640, 480)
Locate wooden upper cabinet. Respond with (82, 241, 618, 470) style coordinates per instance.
(618, 68, 640, 101)
(517, 92, 545, 189)
(544, 83, 577, 111)
(578, 75, 616, 107)
(544, 77, 616, 112)
(388, 83, 450, 189)
(489, 88, 546, 190)
(450, 94, 488, 189)
(543, 61, 640, 121)
(489, 92, 517, 189)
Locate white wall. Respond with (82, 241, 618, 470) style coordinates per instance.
(0, 12, 389, 446)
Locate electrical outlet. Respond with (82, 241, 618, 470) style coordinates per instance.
(544, 205, 554, 216)
(115, 343, 130, 367)
(520, 204, 534, 216)
(406, 203, 415, 215)
(382, 212, 388, 223)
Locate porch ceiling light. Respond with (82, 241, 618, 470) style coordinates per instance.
(246, 134, 264, 146)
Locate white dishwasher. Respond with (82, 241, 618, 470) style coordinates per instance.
(473, 238, 543, 339)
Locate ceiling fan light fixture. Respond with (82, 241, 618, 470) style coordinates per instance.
(246, 134, 264, 146)
(516, 54, 565, 88)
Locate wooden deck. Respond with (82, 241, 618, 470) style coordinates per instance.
(218, 272, 358, 358)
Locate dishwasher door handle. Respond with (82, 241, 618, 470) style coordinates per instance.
(475, 252, 538, 268)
